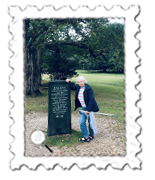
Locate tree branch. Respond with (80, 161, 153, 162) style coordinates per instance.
(45, 40, 109, 59)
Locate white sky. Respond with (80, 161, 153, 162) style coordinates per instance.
(108, 18, 124, 24)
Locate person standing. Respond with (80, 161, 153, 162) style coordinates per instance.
(66, 76, 99, 142)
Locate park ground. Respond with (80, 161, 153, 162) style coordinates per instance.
(25, 70, 126, 156)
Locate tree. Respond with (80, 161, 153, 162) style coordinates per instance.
(24, 18, 124, 96)
(24, 19, 43, 96)
(77, 22, 124, 72)
(41, 47, 79, 80)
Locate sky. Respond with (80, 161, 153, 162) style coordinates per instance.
(108, 18, 124, 24)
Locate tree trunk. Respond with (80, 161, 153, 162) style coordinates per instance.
(37, 48, 42, 87)
(25, 48, 42, 96)
(24, 49, 32, 95)
(103, 66, 107, 72)
(24, 19, 42, 97)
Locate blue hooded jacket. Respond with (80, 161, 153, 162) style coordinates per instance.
(69, 82, 99, 112)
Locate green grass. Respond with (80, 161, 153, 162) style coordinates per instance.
(25, 70, 125, 123)
(43, 129, 83, 149)
(71, 70, 125, 124)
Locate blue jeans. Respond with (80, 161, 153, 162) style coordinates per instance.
(79, 107, 94, 138)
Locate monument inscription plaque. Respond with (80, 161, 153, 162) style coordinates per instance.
(48, 80, 71, 136)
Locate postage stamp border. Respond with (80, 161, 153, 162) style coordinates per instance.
(8, 5, 141, 170)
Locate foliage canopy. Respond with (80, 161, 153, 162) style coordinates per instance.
(26, 18, 124, 81)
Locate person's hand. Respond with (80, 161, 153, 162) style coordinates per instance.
(86, 111, 89, 114)
(66, 79, 70, 83)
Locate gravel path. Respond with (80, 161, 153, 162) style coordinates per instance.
(25, 111, 126, 157)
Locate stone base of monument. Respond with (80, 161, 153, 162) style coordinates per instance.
(48, 80, 71, 136)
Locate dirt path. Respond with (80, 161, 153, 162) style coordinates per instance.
(25, 111, 126, 156)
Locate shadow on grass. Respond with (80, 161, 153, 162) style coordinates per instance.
(43, 129, 83, 149)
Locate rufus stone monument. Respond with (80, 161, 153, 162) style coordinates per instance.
(48, 80, 71, 136)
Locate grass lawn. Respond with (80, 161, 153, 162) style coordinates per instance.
(43, 129, 83, 149)
(25, 70, 125, 124)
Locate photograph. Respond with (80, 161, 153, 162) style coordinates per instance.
(24, 18, 126, 157)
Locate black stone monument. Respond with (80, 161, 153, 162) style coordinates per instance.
(48, 80, 71, 136)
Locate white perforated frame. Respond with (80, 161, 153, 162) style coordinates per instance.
(8, 5, 141, 170)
